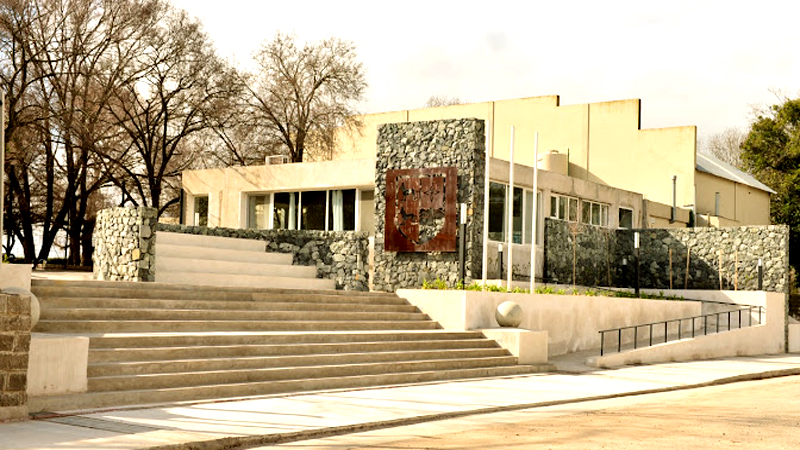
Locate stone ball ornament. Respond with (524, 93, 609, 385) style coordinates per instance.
(495, 300, 523, 328)
(2, 286, 41, 328)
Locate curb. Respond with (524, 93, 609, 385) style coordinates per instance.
(145, 367, 800, 450)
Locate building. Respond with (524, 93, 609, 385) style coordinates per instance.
(181, 95, 774, 280)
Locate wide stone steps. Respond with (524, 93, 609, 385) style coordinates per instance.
(29, 280, 547, 413)
(153, 232, 325, 290)
(27, 366, 537, 412)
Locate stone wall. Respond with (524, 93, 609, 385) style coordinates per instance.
(93, 207, 158, 282)
(157, 224, 370, 291)
(373, 119, 485, 292)
(0, 293, 31, 421)
(544, 219, 791, 293)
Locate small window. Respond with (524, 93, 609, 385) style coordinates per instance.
(247, 195, 268, 229)
(550, 194, 578, 223)
(619, 208, 633, 229)
(489, 182, 507, 241)
(580, 200, 609, 227)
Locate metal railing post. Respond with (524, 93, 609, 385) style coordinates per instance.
(634, 326, 638, 349)
(600, 331, 605, 356)
(664, 322, 668, 343)
(649, 324, 653, 346)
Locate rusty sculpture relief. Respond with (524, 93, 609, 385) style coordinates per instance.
(385, 167, 457, 252)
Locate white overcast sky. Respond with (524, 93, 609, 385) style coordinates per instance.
(171, 0, 800, 142)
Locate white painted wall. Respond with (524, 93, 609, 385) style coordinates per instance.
(398, 289, 701, 357)
(0, 264, 31, 290)
(27, 334, 88, 396)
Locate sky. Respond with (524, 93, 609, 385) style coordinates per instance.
(175, 0, 800, 142)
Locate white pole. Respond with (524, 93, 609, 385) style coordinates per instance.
(481, 120, 491, 286)
(506, 125, 514, 289)
(530, 132, 539, 292)
(0, 90, 4, 261)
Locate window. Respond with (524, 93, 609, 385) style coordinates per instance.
(550, 194, 578, 222)
(581, 200, 609, 227)
(619, 207, 633, 229)
(301, 191, 327, 230)
(272, 189, 359, 231)
(328, 189, 356, 231)
(488, 182, 506, 241)
(489, 182, 540, 244)
(247, 195, 269, 229)
(524, 191, 542, 245)
(194, 196, 208, 227)
(273, 192, 297, 230)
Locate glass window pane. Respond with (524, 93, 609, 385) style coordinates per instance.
(592, 203, 600, 225)
(581, 201, 590, 224)
(619, 208, 633, 229)
(558, 196, 566, 220)
(194, 196, 208, 227)
(513, 187, 523, 244)
(301, 191, 327, 230)
(568, 198, 578, 222)
(601, 205, 609, 227)
(248, 195, 268, 229)
(550, 195, 557, 218)
(489, 182, 506, 241)
(273, 192, 296, 230)
(524, 190, 533, 245)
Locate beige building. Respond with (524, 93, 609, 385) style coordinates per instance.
(181, 95, 773, 278)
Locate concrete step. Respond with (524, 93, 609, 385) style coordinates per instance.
(40, 297, 419, 313)
(28, 365, 546, 413)
(155, 243, 292, 265)
(154, 271, 335, 290)
(85, 331, 492, 349)
(31, 280, 404, 303)
(35, 319, 441, 333)
(88, 357, 522, 391)
(88, 339, 502, 362)
(155, 232, 266, 252)
(154, 256, 317, 278)
(87, 348, 513, 376)
(41, 308, 429, 322)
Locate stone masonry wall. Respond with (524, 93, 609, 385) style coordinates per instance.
(544, 218, 790, 293)
(157, 224, 370, 291)
(373, 119, 485, 292)
(93, 207, 158, 282)
(0, 293, 31, 421)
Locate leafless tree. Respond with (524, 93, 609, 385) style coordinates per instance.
(699, 127, 746, 168)
(246, 33, 367, 163)
(424, 95, 462, 108)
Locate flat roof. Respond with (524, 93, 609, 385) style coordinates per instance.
(695, 153, 776, 194)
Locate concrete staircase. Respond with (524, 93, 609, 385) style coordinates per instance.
(153, 231, 334, 290)
(29, 279, 546, 412)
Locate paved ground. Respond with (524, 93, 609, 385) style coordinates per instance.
(2, 354, 800, 450)
(285, 375, 800, 450)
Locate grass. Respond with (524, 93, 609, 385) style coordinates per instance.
(421, 278, 684, 300)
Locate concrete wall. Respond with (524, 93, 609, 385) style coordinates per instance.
(332, 96, 700, 209)
(0, 293, 31, 421)
(27, 335, 88, 397)
(397, 289, 701, 357)
(592, 290, 785, 367)
(0, 265, 31, 291)
(182, 159, 376, 229)
(695, 171, 771, 226)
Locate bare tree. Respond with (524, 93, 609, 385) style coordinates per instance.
(699, 127, 746, 168)
(424, 95, 462, 108)
(247, 33, 367, 163)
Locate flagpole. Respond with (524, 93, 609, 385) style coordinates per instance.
(530, 132, 539, 292)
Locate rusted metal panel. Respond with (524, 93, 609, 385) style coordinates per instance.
(385, 167, 457, 252)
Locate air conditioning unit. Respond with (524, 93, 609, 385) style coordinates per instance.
(265, 155, 289, 165)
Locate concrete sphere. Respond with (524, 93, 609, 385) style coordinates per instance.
(495, 301, 523, 328)
(2, 287, 41, 328)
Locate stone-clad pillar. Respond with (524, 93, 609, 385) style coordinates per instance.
(93, 207, 158, 282)
(0, 292, 31, 421)
(373, 119, 486, 292)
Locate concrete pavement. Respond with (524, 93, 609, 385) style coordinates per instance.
(2, 354, 800, 450)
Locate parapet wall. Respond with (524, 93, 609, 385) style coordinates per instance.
(157, 224, 370, 291)
(0, 293, 31, 421)
(544, 219, 790, 292)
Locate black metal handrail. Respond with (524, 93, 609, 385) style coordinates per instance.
(599, 305, 764, 356)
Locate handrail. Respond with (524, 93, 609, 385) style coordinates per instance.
(599, 305, 764, 356)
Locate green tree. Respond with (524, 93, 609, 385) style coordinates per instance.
(741, 97, 800, 282)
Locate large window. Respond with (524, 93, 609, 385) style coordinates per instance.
(489, 182, 540, 244)
(550, 194, 578, 222)
(581, 200, 609, 227)
(270, 189, 358, 231)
